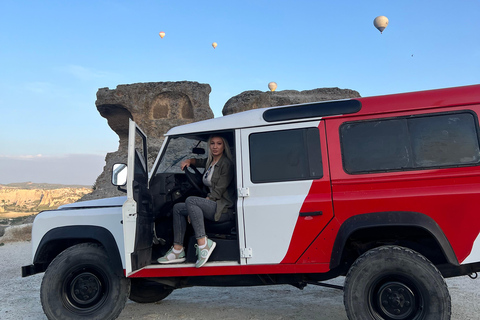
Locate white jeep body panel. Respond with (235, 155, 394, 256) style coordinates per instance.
(463, 233, 480, 264)
(31, 196, 126, 267)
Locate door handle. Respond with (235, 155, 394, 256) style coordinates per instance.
(299, 211, 323, 217)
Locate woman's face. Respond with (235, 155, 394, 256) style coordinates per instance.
(210, 136, 225, 157)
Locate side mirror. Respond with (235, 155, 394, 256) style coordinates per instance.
(112, 163, 127, 186)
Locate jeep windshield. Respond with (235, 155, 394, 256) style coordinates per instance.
(154, 136, 208, 174)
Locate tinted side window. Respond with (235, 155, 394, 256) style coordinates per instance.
(409, 113, 480, 167)
(341, 112, 480, 174)
(341, 119, 411, 172)
(249, 128, 323, 183)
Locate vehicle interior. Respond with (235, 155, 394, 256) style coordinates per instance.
(148, 130, 239, 265)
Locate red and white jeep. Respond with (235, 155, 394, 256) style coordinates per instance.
(23, 84, 480, 320)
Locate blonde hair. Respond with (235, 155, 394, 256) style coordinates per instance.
(206, 135, 232, 166)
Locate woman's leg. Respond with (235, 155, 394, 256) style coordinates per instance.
(172, 202, 188, 247)
(185, 196, 217, 267)
(185, 196, 216, 241)
(157, 202, 188, 264)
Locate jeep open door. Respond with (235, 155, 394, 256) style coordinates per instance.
(123, 119, 152, 275)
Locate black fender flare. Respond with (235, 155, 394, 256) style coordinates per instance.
(329, 211, 458, 269)
(33, 225, 123, 276)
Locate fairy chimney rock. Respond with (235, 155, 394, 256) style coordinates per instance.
(83, 81, 213, 201)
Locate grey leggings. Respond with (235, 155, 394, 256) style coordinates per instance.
(172, 196, 231, 246)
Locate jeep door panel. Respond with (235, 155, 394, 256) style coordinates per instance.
(239, 121, 334, 265)
(123, 119, 151, 275)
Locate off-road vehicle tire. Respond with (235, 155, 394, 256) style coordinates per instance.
(344, 245, 451, 320)
(129, 278, 174, 303)
(40, 243, 130, 320)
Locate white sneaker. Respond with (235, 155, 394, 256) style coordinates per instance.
(157, 247, 186, 264)
(195, 238, 216, 268)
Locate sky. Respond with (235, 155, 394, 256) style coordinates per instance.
(0, 0, 479, 185)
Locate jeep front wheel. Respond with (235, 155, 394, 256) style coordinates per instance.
(344, 245, 451, 320)
(40, 243, 130, 320)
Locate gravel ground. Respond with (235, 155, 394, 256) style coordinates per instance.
(1, 241, 479, 320)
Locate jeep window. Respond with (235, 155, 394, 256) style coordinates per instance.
(341, 112, 480, 174)
(409, 113, 480, 167)
(249, 128, 323, 183)
(155, 136, 208, 174)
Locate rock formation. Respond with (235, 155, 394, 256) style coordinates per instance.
(0, 184, 92, 213)
(82, 81, 214, 201)
(222, 87, 361, 115)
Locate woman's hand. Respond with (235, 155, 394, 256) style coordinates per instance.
(180, 159, 192, 170)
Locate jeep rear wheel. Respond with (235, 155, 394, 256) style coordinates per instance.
(129, 278, 174, 303)
(344, 245, 451, 320)
(40, 243, 130, 320)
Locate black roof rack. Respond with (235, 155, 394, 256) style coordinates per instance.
(263, 99, 362, 122)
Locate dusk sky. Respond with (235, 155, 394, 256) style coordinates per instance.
(1, 0, 479, 185)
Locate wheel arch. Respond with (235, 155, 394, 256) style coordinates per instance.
(330, 211, 458, 271)
(33, 225, 123, 276)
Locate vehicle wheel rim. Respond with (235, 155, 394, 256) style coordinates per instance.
(377, 281, 416, 319)
(369, 277, 424, 320)
(63, 268, 108, 313)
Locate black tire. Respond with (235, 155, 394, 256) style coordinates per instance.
(344, 245, 451, 320)
(40, 243, 130, 320)
(129, 278, 174, 303)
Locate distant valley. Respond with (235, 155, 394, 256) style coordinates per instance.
(0, 182, 92, 216)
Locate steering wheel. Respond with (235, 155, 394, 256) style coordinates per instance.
(184, 164, 207, 197)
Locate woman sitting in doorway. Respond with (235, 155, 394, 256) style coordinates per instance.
(158, 135, 235, 268)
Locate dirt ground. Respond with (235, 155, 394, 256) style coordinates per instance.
(1, 241, 479, 320)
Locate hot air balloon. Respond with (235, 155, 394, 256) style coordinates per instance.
(159, 31, 165, 39)
(268, 82, 277, 92)
(212, 42, 217, 49)
(373, 16, 389, 34)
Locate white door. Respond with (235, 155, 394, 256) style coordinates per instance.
(123, 119, 150, 275)
(239, 121, 330, 265)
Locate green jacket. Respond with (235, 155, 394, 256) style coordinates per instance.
(197, 156, 235, 221)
